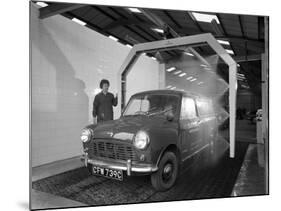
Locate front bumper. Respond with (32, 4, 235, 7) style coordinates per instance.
(81, 153, 158, 176)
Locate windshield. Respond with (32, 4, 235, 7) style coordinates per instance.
(123, 94, 179, 117)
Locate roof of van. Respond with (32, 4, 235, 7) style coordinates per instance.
(131, 89, 206, 98)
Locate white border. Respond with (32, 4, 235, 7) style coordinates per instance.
(1, 0, 280, 211)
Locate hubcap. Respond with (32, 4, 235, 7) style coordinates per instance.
(162, 162, 173, 181)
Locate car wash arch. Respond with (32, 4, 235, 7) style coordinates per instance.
(117, 33, 237, 158)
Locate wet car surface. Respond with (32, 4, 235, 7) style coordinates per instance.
(81, 90, 219, 191)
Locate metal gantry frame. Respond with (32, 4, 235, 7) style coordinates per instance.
(117, 33, 237, 158)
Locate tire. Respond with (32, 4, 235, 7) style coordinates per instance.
(151, 151, 178, 191)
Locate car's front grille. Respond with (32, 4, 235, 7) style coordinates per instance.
(88, 139, 137, 161)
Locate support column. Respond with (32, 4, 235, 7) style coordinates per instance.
(158, 63, 166, 89)
(229, 64, 237, 158)
(117, 72, 123, 117)
(263, 16, 269, 194)
(261, 53, 268, 143)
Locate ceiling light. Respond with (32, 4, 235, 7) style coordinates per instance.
(179, 73, 187, 77)
(192, 12, 220, 24)
(190, 78, 197, 82)
(152, 28, 164, 33)
(186, 76, 193, 80)
(170, 86, 177, 90)
(108, 35, 118, 42)
(36, 2, 48, 7)
(217, 40, 230, 45)
(128, 8, 142, 13)
(126, 44, 132, 48)
(166, 85, 172, 89)
(166, 67, 176, 72)
(174, 70, 182, 75)
(198, 81, 204, 85)
(226, 49, 234, 55)
(151, 56, 157, 61)
(237, 64, 240, 67)
(72, 18, 86, 26)
(184, 52, 194, 56)
(200, 64, 207, 67)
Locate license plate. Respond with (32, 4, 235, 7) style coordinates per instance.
(92, 165, 123, 181)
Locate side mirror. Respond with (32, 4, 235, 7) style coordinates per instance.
(166, 112, 174, 121)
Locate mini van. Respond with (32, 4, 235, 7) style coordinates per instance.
(81, 90, 218, 191)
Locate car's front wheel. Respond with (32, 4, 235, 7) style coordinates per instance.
(151, 151, 178, 191)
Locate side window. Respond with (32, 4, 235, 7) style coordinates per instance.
(180, 97, 197, 119)
(197, 99, 213, 117)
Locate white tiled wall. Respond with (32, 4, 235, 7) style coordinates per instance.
(30, 4, 159, 167)
(126, 56, 160, 103)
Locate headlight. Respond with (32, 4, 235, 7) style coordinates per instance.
(133, 131, 150, 150)
(80, 128, 93, 143)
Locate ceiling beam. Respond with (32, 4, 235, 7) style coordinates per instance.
(102, 14, 266, 55)
(216, 36, 263, 45)
(164, 29, 264, 46)
(183, 12, 208, 53)
(216, 13, 238, 56)
(214, 54, 261, 63)
(258, 16, 263, 40)
(39, 3, 85, 19)
(90, 6, 175, 58)
(164, 11, 182, 29)
(103, 20, 264, 47)
(126, 9, 178, 57)
(187, 12, 204, 33)
(92, 6, 151, 43)
(104, 18, 155, 30)
(64, 12, 133, 46)
(211, 20, 224, 36)
(238, 15, 245, 38)
(126, 9, 164, 42)
(139, 8, 210, 66)
(234, 54, 261, 62)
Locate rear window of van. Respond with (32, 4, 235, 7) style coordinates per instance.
(196, 99, 214, 116)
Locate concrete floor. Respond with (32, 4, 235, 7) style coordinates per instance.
(31, 156, 86, 210)
(31, 120, 266, 210)
(31, 189, 86, 210)
(32, 156, 84, 182)
(231, 143, 266, 196)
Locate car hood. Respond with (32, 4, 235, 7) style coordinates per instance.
(91, 115, 164, 141)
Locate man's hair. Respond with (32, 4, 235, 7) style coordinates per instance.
(100, 79, 110, 89)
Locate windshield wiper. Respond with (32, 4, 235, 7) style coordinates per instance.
(147, 108, 173, 117)
(135, 111, 149, 115)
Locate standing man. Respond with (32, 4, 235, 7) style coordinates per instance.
(92, 79, 118, 123)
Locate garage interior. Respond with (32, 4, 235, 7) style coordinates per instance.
(30, 1, 269, 210)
